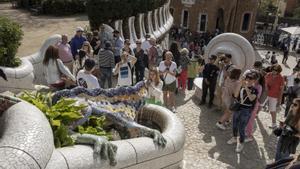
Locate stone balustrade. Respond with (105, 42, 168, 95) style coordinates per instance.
(0, 0, 173, 93)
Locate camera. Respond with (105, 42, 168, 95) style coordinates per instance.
(282, 125, 296, 137)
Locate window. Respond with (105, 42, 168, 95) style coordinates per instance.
(241, 13, 251, 32)
(198, 14, 207, 32)
(181, 10, 189, 28)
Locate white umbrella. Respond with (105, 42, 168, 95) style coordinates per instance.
(280, 26, 300, 35)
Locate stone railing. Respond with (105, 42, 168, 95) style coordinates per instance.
(0, 99, 185, 169)
(0, 0, 174, 93)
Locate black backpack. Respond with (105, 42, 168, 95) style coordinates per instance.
(288, 86, 300, 101)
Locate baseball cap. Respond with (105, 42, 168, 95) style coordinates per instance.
(76, 27, 84, 32)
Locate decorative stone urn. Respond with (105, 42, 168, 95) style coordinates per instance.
(194, 33, 256, 104)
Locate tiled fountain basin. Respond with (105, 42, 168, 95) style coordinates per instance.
(0, 99, 185, 169)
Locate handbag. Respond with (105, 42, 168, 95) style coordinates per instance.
(161, 71, 168, 87)
(229, 99, 241, 111)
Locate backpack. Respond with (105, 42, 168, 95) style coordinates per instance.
(288, 86, 300, 101)
(225, 63, 233, 71)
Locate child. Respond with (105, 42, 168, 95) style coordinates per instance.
(271, 51, 278, 65)
(77, 58, 100, 89)
(187, 55, 200, 90)
(74, 49, 87, 75)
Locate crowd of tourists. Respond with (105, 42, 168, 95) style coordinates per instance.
(41, 24, 300, 167)
(198, 51, 300, 166)
(42, 25, 205, 113)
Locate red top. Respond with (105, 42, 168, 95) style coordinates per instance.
(265, 72, 284, 98)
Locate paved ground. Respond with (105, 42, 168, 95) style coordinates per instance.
(0, 3, 88, 57)
(1, 4, 299, 169)
(175, 49, 298, 169)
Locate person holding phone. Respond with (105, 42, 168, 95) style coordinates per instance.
(159, 51, 177, 112)
(274, 98, 300, 161)
(227, 72, 258, 153)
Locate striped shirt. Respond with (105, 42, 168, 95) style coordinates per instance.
(98, 49, 115, 68)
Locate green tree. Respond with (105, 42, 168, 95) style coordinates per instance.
(258, 0, 278, 16)
(293, 7, 300, 18)
(0, 16, 23, 67)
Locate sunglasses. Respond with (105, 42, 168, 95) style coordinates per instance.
(292, 103, 298, 107)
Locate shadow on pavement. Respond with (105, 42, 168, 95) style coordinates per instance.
(195, 98, 268, 169)
(256, 117, 277, 160)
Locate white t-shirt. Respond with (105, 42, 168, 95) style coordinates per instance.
(286, 74, 296, 87)
(159, 61, 177, 84)
(77, 70, 100, 89)
(117, 62, 133, 86)
(141, 40, 151, 54)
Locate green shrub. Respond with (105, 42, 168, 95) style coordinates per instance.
(42, 0, 86, 16)
(0, 16, 23, 67)
(19, 91, 112, 148)
(86, 0, 166, 30)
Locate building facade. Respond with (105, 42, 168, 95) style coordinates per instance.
(285, 0, 300, 16)
(170, 0, 259, 39)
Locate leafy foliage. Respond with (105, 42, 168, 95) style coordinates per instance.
(15, 0, 85, 16)
(19, 91, 112, 148)
(77, 116, 113, 140)
(293, 7, 300, 19)
(0, 16, 23, 67)
(19, 91, 84, 147)
(20, 92, 112, 148)
(41, 0, 86, 16)
(86, 0, 167, 30)
(258, 0, 278, 16)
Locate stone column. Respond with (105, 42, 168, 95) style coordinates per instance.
(147, 11, 154, 37)
(159, 7, 167, 36)
(153, 9, 162, 38)
(114, 20, 124, 40)
(128, 16, 138, 46)
(139, 13, 146, 41)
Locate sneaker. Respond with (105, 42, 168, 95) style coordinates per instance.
(244, 137, 254, 143)
(224, 120, 231, 127)
(216, 122, 226, 130)
(236, 143, 244, 153)
(227, 137, 237, 145)
(171, 106, 176, 113)
(269, 123, 277, 129)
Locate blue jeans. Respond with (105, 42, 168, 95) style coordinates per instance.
(232, 107, 252, 143)
(100, 67, 112, 88)
(275, 136, 291, 161)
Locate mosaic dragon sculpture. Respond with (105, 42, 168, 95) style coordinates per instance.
(51, 81, 167, 166)
(0, 81, 167, 166)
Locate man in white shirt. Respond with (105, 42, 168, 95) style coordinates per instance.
(141, 34, 151, 55)
(77, 59, 100, 89)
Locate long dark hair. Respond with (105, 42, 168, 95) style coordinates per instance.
(169, 42, 180, 65)
(43, 45, 59, 65)
(290, 98, 300, 128)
